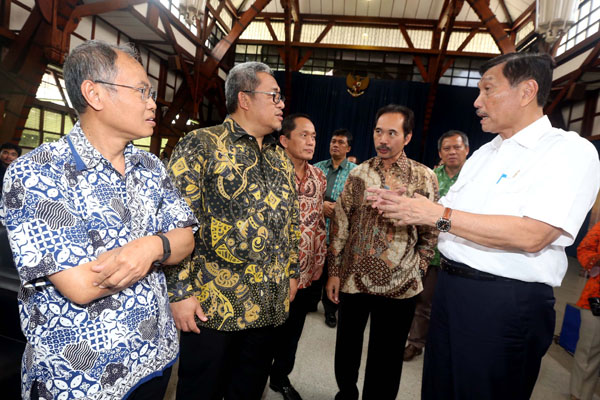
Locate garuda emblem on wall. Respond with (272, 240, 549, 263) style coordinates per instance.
(346, 73, 370, 97)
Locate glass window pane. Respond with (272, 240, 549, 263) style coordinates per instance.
(64, 117, 74, 133)
(44, 111, 62, 133)
(581, 1, 591, 17)
(25, 108, 40, 129)
(591, 7, 600, 24)
(452, 77, 468, 86)
(19, 129, 40, 148)
(43, 133, 61, 143)
(133, 137, 151, 148)
(588, 21, 599, 37)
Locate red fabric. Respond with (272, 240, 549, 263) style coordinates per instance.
(296, 163, 327, 289)
(576, 221, 600, 309)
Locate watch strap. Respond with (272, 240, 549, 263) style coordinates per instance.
(153, 232, 171, 267)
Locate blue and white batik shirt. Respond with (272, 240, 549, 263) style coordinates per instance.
(1, 122, 197, 399)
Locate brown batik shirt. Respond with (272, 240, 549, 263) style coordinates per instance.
(328, 152, 439, 299)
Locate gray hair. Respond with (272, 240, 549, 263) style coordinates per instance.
(225, 62, 274, 114)
(63, 40, 139, 114)
(437, 130, 470, 151)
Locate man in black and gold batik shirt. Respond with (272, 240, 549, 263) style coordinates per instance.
(165, 62, 300, 400)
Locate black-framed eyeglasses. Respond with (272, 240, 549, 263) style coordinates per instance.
(242, 90, 285, 104)
(94, 80, 157, 102)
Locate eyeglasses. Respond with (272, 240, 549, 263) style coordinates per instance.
(242, 90, 285, 105)
(94, 80, 157, 102)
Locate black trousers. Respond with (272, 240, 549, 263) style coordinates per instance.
(176, 326, 277, 400)
(309, 258, 338, 315)
(422, 267, 555, 400)
(270, 288, 312, 384)
(126, 366, 172, 400)
(334, 292, 416, 400)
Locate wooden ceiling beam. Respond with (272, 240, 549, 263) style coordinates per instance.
(546, 39, 600, 115)
(512, 3, 535, 32)
(258, 12, 509, 31)
(399, 23, 428, 81)
(465, 0, 515, 54)
(294, 22, 333, 71)
(237, 39, 500, 58)
(498, 0, 513, 25)
(160, 0, 269, 137)
(207, 1, 231, 34)
(158, 9, 195, 101)
(422, 0, 465, 158)
(224, 0, 238, 19)
(264, 17, 279, 41)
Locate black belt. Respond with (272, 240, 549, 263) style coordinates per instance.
(440, 257, 517, 282)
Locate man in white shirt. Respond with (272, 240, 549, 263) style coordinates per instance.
(368, 52, 600, 400)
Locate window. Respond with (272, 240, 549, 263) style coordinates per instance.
(556, 0, 600, 56)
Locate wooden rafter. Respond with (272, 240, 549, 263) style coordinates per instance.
(161, 0, 270, 149)
(259, 13, 510, 31)
(498, 0, 512, 25)
(206, 1, 231, 34)
(421, 0, 465, 158)
(465, 0, 515, 54)
(158, 9, 195, 100)
(295, 22, 332, 71)
(264, 17, 278, 41)
(237, 39, 500, 58)
(512, 3, 535, 32)
(399, 23, 428, 81)
(546, 40, 600, 115)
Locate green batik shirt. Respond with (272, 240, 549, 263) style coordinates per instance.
(165, 117, 301, 331)
(431, 165, 460, 266)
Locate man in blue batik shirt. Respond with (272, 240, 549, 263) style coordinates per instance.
(312, 129, 356, 328)
(1, 40, 197, 400)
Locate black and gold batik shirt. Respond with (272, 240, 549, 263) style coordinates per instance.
(166, 117, 300, 332)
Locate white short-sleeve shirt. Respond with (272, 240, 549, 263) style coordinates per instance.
(438, 115, 600, 286)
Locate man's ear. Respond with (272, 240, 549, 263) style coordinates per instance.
(404, 132, 413, 145)
(279, 134, 288, 149)
(81, 80, 103, 111)
(519, 79, 539, 108)
(238, 91, 250, 111)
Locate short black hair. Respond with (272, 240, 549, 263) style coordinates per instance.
(0, 142, 22, 156)
(374, 104, 414, 136)
(331, 128, 353, 147)
(280, 113, 312, 138)
(479, 53, 555, 106)
(437, 130, 469, 151)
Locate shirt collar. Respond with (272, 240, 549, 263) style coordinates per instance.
(225, 116, 277, 147)
(67, 121, 144, 172)
(325, 158, 350, 170)
(490, 115, 551, 150)
(373, 151, 407, 170)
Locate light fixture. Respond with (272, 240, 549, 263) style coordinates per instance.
(180, 0, 206, 25)
(536, 0, 579, 44)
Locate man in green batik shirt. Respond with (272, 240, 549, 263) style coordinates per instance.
(404, 130, 470, 362)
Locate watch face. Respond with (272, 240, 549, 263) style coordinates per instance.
(436, 218, 451, 232)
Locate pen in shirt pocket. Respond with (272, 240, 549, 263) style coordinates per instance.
(496, 169, 520, 184)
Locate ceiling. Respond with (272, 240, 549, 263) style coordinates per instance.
(233, 0, 533, 24)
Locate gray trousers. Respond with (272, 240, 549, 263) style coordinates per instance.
(407, 265, 438, 349)
(571, 307, 600, 400)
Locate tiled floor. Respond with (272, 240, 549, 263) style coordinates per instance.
(165, 256, 600, 400)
